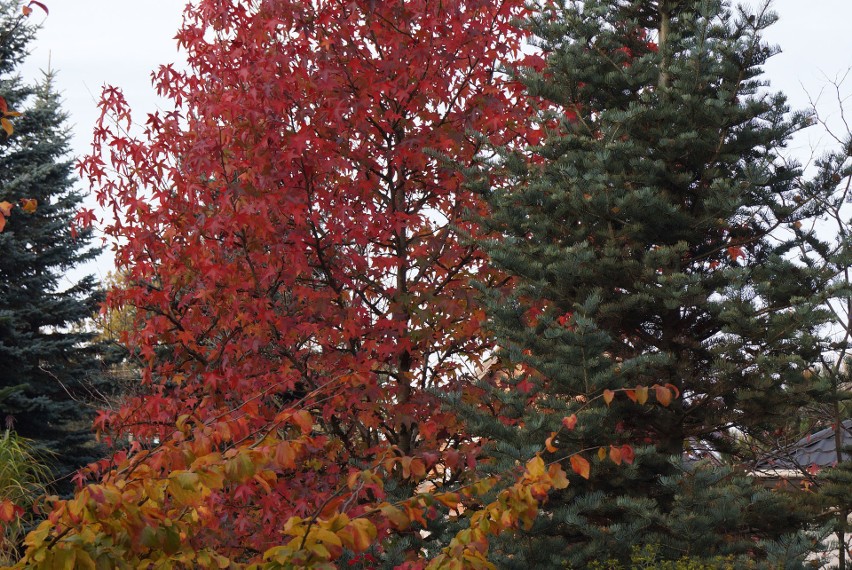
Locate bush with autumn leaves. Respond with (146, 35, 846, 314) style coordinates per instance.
(3, 0, 846, 568)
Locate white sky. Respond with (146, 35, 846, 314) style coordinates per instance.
(15, 0, 852, 283)
(19, 1, 185, 283)
(760, 0, 852, 162)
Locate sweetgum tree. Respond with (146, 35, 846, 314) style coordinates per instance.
(14, 0, 554, 567)
(466, 0, 829, 566)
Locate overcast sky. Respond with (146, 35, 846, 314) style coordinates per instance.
(760, 0, 852, 161)
(15, 0, 852, 281)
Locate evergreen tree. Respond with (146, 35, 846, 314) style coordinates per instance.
(468, 0, 828, 566)
(0, 1, 105, 494)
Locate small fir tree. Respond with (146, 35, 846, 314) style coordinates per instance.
(0, 2, 105, 493)
(468, 0, 828, 566)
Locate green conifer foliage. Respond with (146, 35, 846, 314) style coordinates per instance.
(0, 1, 105, 493)
(470, 1, 828, 566)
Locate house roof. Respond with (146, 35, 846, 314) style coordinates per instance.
(755, 419, 852, 470)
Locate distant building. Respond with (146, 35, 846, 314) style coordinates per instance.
(754, 420, 852, 569)
(754, 420, 852, 484)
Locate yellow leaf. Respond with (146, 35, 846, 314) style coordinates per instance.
(74, 549, 96, 570)
(197, 466, 225, 491)
(224, 452, 256, 482)
(597, 447, 607, 461)
(469, 476, 497, 496)
(379, 504, 409, 530)
(24, 520, 51, 548)
(337, 518, 376, 552)
(282, 516, 305, 536)
(434, 492, 461, 509)
(51, 548, 76, 570)
(306, 541, 331, 560)
(547, 464, 569, 489)
(168, 471, 202, 505)
(570, 455, 590, 479)
(172, 470, 200, 490)
(525, 455, 546, 477)
(635, 385, 649, 405)
(602, 389, 615, 406)
(312, 527, 342, 549)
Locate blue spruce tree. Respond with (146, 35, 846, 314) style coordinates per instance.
(0, 1, 106, 495)
(466, 1, 830, 566)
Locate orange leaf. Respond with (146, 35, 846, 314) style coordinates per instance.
(653, 384, 672, 407)
(400, 456, 413, 479)
(291, 410, 313, 434)
(602, 389, 615, 406)
(624, 389, 637, 403)
(561, 414, 577, 431)
(0, 201, 12, 217)
(411, 458, 427, 479)
(665, 383, 680, 399)
(0, 500, 22, 523)
(0, 214, 6, 233)
(621, 444, 635, 465)
(20, 198, 37, 213)
(727, 245, 744, 262)
(635, 385, 648, 405)
(22, 5, 32, 15)
(274, 442, 296, 469)
(26, 1, 48, 15)
(1, 117, 13, 136)
(570, 455, 590, 479)
(609, 445, 622, 465)
(545, 432, 558, 453)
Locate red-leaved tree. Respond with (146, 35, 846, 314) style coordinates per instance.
(13, 1, 553, 567)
